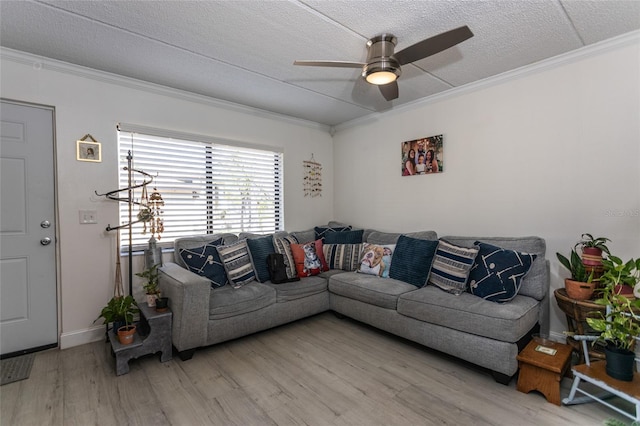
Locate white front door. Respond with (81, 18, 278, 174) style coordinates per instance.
(0, 100, 57, 356)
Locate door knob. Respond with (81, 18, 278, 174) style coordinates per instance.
(41, 220, 51, 228)
(40, 237, 52, 246)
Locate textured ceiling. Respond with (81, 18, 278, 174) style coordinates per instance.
(1, 1, 639, 127)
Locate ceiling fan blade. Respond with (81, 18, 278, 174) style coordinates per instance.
(394, 25, 473, 65)
(293, 60, 365, 68)
(379, 81, 399, 101)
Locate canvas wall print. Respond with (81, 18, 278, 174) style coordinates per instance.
(401, 134, 443, 176)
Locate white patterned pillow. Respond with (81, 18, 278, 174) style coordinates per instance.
(216, 239, 256, 288)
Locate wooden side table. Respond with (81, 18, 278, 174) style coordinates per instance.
(554, 288, 605, 364)
(517, 339, 573, 406)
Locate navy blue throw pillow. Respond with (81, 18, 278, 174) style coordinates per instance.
(179, 238, 228, 288)
(389, 235, 439, 287)
(468, 241, 537, 303)
(324, 229, 364, 244)
(246, 235, 276, 283)
(314, 225, 352, 241)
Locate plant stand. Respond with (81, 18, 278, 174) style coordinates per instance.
(563, 336, 640, 422)
(108, 302, 172, 376)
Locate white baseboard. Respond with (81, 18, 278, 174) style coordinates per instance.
(60, 325, 105, 349)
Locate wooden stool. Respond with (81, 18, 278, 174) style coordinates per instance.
(517, 339, 573, 405)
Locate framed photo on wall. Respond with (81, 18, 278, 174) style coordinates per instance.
(77, 140, 101, 162)
(401, 134, 443, 176)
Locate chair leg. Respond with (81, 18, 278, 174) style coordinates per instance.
(562, 375, 582, 405)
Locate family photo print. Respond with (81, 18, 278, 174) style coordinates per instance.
(401, 134, 443, 176)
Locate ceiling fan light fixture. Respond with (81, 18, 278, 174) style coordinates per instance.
(365, 70, 398, 85)
(363, 61, 401, 85)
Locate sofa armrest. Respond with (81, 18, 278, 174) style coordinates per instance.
(159, 262, 210, 352)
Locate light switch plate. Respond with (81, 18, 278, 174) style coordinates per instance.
(79, 210, 97, 224)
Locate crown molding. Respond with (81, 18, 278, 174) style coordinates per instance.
(331, 30, 640, 134)
(0, 47, 331, 133)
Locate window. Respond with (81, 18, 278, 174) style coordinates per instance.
(117, 126, 283, 250)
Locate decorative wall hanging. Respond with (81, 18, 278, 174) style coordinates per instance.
(401, 134, 443, 176)
(76, 134, 102, 162)
(303, 155, 322, 197)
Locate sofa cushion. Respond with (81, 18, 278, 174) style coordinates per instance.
(323, 243, 362, 271)
(366, 230, 438, 245)
(428, 239, 479, 295)
(329, 272, 417, 309)
(357, 243, 395, 278)
(273, 235, 299, 279)
(389, 235, 438, 288)
(324, 229, 364, 244)
(263, 275, 327, 302)
(467, 241, 537, 303)
(397, 286, 540, 342)
(315, 225, 352, 241)
(216, 239, 256, 288)
(441, 236, 548, 301)
(173, 233, 238, 268)
(179, 238, 228, 288)
(245, 235, 276, 283)
(289, 229, 315, 244)
(209, 283, 276, 320)
(290, 239, 329, 277)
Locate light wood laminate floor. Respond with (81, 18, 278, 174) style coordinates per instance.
(1, 312, 634, 425)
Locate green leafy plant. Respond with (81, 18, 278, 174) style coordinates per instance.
(586, 257, 640, 351)
(574, 233, 611, 255)
(136, 263, 160, 294)
(95, 295, 139, 328)
(556, 249, 593, 282)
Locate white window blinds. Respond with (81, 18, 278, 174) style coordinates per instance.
(117, 127, 283, 250)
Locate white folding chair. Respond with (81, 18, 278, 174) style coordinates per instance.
(563, 334, 640, 422)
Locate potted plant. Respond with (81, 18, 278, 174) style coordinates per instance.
(95, 295, 140, 345)
(575, 233, 610, 280)
(557, 249, 595, 300)
(586, 256, 640, 381)
(136, 263, 160, 307)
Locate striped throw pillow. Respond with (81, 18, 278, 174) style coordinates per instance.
(216, 239, 256, 288)
(322, 243, 363, 271)
(428, 240, 479, 295)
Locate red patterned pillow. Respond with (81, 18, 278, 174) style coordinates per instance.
(290, 239, 329, 277)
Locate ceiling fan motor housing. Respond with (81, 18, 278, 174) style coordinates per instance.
(363, 34, 402, 82)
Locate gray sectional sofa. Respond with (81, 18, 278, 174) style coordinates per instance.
(158, 225, 550, 384)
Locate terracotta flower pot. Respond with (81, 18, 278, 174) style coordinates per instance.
(565, 278, 596, 300)
(117, 325, 137, 345)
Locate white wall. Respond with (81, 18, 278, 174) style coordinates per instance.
(332, 36, 640, 338)
(0, 50, 334, 348)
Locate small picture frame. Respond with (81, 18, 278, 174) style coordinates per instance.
(77, 140, 101, 162)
